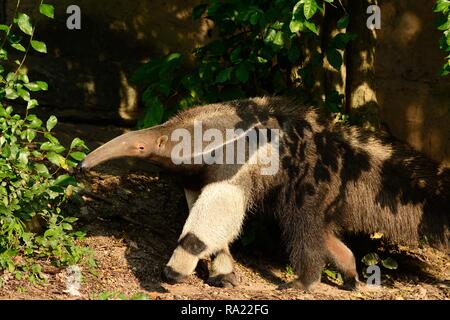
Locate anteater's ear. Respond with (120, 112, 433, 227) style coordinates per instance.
(156, 135, 169, 149)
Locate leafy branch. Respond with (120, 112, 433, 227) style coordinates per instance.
(0, 1, 92, 282)
(132, 0, 355, 128)
(434, 0, 450, 75)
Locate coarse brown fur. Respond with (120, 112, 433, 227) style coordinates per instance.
(80, 96, 449, 290)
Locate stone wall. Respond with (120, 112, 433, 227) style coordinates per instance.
(3, 0, 209, 124)
(377, 1, 450, 165)
(348, 0, 450, 165)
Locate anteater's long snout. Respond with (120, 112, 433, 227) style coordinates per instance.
(74, 128, 161, 174)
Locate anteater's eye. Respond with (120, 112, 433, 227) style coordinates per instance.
(139, 146, 144, 150)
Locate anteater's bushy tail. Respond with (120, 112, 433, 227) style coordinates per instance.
(345, 137, 450, 252)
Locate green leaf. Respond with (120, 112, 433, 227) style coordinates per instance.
(264, 28, 275, 42)
(362, 252, 380, 266)
(7, 33, 22, 44)
(44, 132, 59, 144)
(165, 52, 182, 63)
(289, 19, 304, 33)
(0, 106, 7, 117)
(53, 144, 66, 153)
(50, 185, 65, 193)
(18, 73, 29, 83)
(6, 72, 16, 81)
(381, 257, 398, 270)
(249, 11, 260, 25)
(18, 150, 29, 165)
(11, 43, 26, 52)
(26, 129, 36, 142)
(158, 82, 171, 96)
(65, 217, 78, 224)
(62, 223, 73, 231)
(303, 0, 318, 20)
(27, 99, 38, 110)
(31, 40, 47, 53)
(292, 1, 304, 18)
(273, 31, 285, 46)
(47, 152, 68, 169)
(40, 142, 54, 151)
(54, 175, 77, 187)
(70, 137, 88, 150)
(17, 13, 33, 36)
(131, 293, 150, 300)
(39, 3, 55, 19)
(46, 115, 58, 131)
(434, 0, 450, 13)
(17, 88, 30, 101)
(1, 143, 11, 158)
(332, 33, 356, 50)
(5, 87, 18, 99)
(437, 17, 450, 31)
(256, 56, 268, 64)
(69, 152, 86, 161)
(24, 83, 42, 91)
(304, 20, 319, 35)
(440, 62, 450, 76)
(27, 114, 43, 128)
(138, 96, 165, 128)
(326, 48, 343, 70)
(323, 268, 341, 282)
(66, 159, 78, 168)
(215, 67, 233, 83)
(230, 47, 242, 64)
(0, 48, 7, 60)
(44, 229, 56, 238)
(337, 15, 349, 29)
(34, 163, 49, 176)
(0, 24, 9, 32)
(235, 64, 249, 83)
(36, 81, 48, 91)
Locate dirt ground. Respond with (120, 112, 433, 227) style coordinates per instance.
(0, 123, 449, 300)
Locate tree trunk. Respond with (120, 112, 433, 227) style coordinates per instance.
(346, 0, 380, 130)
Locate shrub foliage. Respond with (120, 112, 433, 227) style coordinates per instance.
(0, 1, 90, 282)
(435, 0, 450, 75)
(132, 0, 354, 128)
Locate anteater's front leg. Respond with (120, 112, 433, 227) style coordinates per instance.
(207, 246, 240, 288)
(163, 182, 247, 284)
